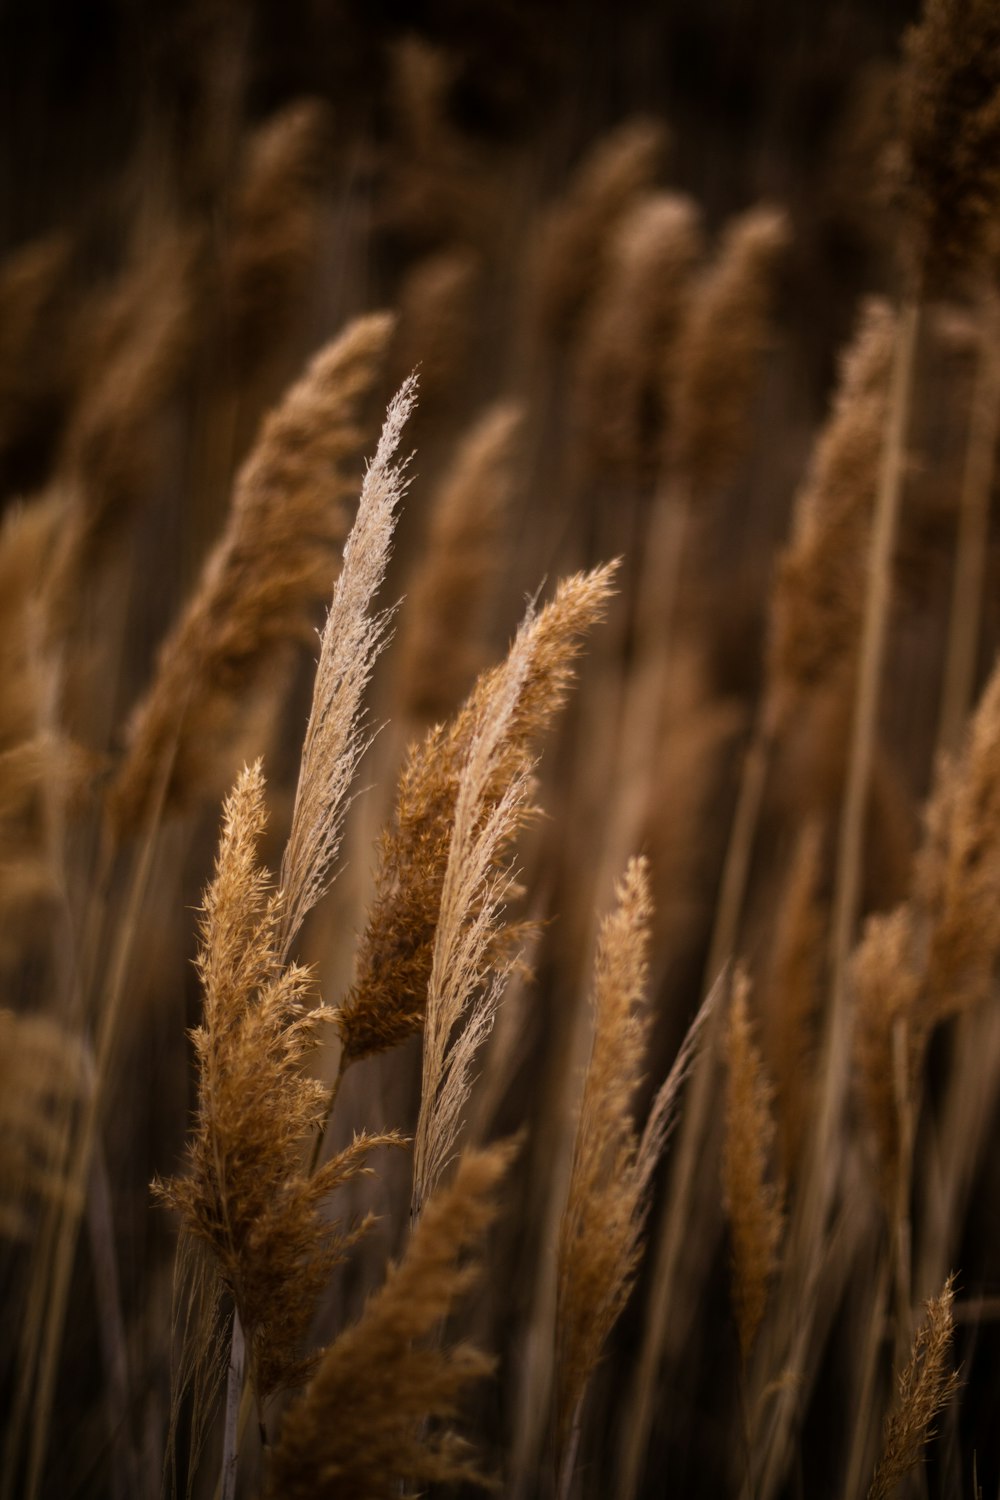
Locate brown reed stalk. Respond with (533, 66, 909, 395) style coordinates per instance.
(411, 612, 535, 1216)
(614, 215, 788, 1500)
(867, 1275, 960, 1500)
(555, 860, 716, 1494)
(823, 290, 919, 1209)
(722, 970, 785, 1365)
(109, 311, 393, 832)
(337, 563, 617, 1067)
(267, 1142, 514, 1500)
(51, 231, 197, 594)
(668, 205, 788, 499)
(765, 300, 898, 732)
(397, 401, 521, 722)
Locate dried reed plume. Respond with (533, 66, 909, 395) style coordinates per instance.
(223, 99, 332, 368)
(856, 652, 1000, 1200)
(766, 299, 898, 730)
(920, 657, 1000, 1017)
(572, 192, 703, 486)
(156, 761, 395, 1403)
(532, 119, 668, 346)
(278, 372, 416, 954)
(668, 205, 787, 497)
(267, 1142, 513, 1500)
(867, 1275, 960, 1500)
(54, 233, 196, 586)
(411, 597, 536, 1215)
(110, 311, 393, 831)
(555, 859, 711, 1471)
(398, 401, 521, 721)
(722, 969, 785, 1362)
(337, 563, 618, 1065)
(896, 0, 1000, 290)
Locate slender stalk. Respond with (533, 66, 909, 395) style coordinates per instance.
(308, 1049, 349, 1176)
(937, 289, 1000, 755)
(842, 1258, 891, 1500)
(755, 298, 920, 1500)
(221, 1309, 246, 1500)
(616, 707, 770, 1500)
(556, 1400, 583, 1500)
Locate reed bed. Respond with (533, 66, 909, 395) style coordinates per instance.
(3, 2, 1000, 1496)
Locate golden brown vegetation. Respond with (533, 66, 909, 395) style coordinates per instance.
(4, 2, 1000, 1497)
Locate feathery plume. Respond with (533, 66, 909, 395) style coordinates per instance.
(278, 373, 416, 954)
(722, 969, 785, 1362)
(554, 860, 712, 1463)
(573, 192, 703, 487)
(668, 205, 787, 497)
(397, 401, 521, 721)
(766, 299, 898, 730)
(868, 1275, 961, 1500)
(337, 564, 617, 1065)
(267, 1143, 513, 1500)
(532, 120, 668, 346)
(895, 0, 1000, 290)
(156, 762, 396, 1403)
(109, 311, 394, 831)
(411, 603, 535, 1214)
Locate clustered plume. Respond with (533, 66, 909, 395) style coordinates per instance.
(9, 0, 1000, 1494)
(337, 564, 617, 1066)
